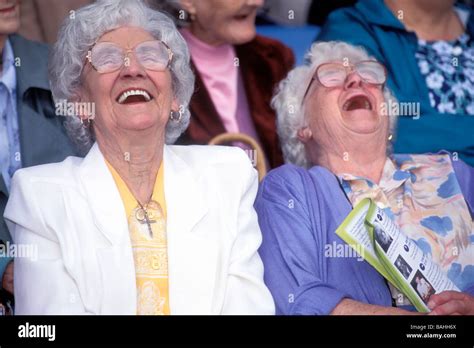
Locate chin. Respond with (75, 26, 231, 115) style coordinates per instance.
(226, 25, 256, 44)
(0, 21, 20, 34)
(349, 126, 380, 134)
(341, 110, 381, 133)
(120, 114, 161, 131)
(344, 119, 381, 134)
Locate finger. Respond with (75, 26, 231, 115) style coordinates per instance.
(429, 300, 466, 315)
(428, 291, 466, 308)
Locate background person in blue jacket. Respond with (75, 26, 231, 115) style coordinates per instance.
(0, 0, 77, 299)
(317, 0, 474, 167)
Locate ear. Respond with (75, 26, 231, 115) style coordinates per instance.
(297, 126, 313, 143)
(70, 92, 85, 119)
(171, 98, 180, 113)
(69, 91, 92, 122)
(70, 92, 82, 104)
(179, 0, 196, 17)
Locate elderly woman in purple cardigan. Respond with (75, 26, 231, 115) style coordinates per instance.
(255, 41, 474, 315)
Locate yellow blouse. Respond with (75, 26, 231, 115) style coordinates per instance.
(107, 161, 170, 315)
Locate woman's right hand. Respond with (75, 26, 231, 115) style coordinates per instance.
(428, 291, 474, 315)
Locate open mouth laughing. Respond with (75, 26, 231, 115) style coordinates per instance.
(116, 88, 153, 105)
(342, 94, 373, 111)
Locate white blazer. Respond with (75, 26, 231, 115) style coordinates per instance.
(4, 143, 275, 315)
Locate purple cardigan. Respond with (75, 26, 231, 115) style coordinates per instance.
(255, 160, 473, 315)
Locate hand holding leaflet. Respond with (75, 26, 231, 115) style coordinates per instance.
(336, 198, 460, 312)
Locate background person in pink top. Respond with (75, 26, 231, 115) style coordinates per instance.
(154, 0, 294, 169)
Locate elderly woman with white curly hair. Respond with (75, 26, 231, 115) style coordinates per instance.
(255, 41, 474, 315)
(3, 0, 274, 315)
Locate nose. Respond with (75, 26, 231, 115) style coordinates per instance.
(343, 71, 363, 90)
(119, 51, 146, 79)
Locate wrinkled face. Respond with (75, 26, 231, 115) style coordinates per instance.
(79, 26, 177, 138)
(185, 0, 264, 45)
(302, 60, 389, 148)
(0, 0, 20, 35)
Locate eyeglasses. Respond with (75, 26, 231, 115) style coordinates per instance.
(86, 40, 173, 74)
(302, 60, 387, 102)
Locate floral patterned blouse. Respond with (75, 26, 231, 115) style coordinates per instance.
(338, 154, 474, 307)
(415, 33, 474, 115)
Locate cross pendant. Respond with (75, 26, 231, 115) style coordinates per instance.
(142, 210, 155, 237)
(137, 208, 156, 238)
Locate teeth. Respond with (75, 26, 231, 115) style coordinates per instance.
(117, 89, 151, 104)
